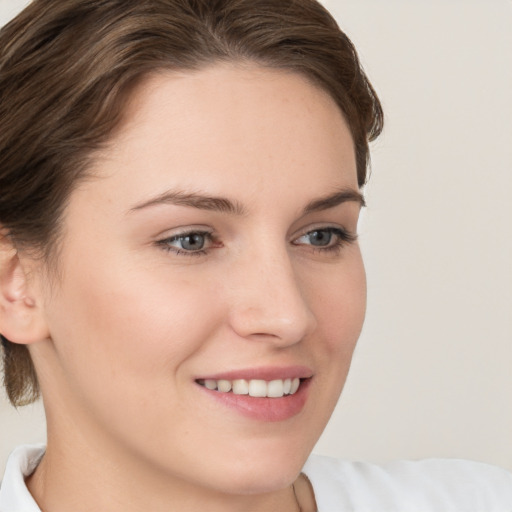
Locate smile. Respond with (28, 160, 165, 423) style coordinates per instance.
(197, 378, 302, 398)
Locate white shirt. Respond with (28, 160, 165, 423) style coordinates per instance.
(1, 445, 512, 511)
(303, 453, 512, 511)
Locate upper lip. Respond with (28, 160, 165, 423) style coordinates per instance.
(196, 365, 313, 382)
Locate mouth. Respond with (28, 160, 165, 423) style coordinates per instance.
(194, 369, 312, 421)
(196, 377, 304, 398)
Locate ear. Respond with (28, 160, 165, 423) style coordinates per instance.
(0, 231, 50, 344)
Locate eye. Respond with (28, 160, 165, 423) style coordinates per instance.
(156, 230, 217, 256)
(177, 233, 207, 251)
(293, 227, 356, 252)
(302, 229, 334, 247)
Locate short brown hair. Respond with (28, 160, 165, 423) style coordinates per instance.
(0, 0, 383, 406)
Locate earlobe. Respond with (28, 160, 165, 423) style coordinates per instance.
(0, 232, 50, 345)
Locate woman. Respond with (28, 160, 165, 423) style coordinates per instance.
(0, 1, 510, 511)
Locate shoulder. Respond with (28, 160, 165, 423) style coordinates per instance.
(0, 444, 45, 512)
(303, 453, 512, 512)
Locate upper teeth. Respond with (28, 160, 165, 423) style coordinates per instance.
(199, 378, 301, 398)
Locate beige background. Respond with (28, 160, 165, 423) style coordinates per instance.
(1, 0, 511, 476)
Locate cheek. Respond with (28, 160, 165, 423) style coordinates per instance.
(293, 253, 366, 445)
(310, 254, 366, 359)
(45, 254, 222, 401)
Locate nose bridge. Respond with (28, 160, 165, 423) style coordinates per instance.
(228, 239, 316, 344)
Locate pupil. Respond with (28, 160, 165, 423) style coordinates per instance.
(310, 230, 331, 246)
(182, 233, 205, 250)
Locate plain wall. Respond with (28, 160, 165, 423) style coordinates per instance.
(1, 0, 511, 475)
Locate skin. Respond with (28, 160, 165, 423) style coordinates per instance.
(9, 64, 366, 512)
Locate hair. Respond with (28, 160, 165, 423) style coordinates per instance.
(0, 0, 383, 406)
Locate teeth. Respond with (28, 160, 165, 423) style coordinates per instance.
(249, 379, 267, 397)
(200, 377, 302, 397)
(267, 379, 284, 398)
(204, 379, 217, 390)
(232, 379, 249, 395)
(217, 379, 232, 392)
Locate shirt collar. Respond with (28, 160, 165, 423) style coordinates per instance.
(0, 444, 45, 512)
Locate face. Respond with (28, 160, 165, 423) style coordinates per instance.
(33, 65, 366, 495)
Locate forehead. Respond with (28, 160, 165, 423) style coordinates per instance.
(78, 64, 357, 214)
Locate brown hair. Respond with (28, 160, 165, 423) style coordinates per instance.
(0, 0, 383, 406)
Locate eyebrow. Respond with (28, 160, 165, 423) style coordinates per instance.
(303, 188, 366, 213)
(129, 190, 247, 215)
(129, 187, 365, 215)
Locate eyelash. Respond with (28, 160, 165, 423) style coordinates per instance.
(156, 227, 357, 258)
(293, 227, 357, 255)
(156, 230, 216, 257)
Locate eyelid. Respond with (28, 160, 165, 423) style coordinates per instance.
(292, 223, 357, 242)
(153, 224, 214, 240)
(155, 227, 220, 257)
(291, 225, 358, 254)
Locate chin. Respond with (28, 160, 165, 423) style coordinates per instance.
(216, 462, 304, 496)
(200, 435, 314, 495)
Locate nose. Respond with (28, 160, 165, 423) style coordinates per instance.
(227, 246, 317, 346)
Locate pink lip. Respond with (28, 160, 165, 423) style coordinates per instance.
(197, 365, 313, 382)
(194, 366, 313, 422)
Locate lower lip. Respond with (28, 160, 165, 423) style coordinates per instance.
(197, 379, 311, 422)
